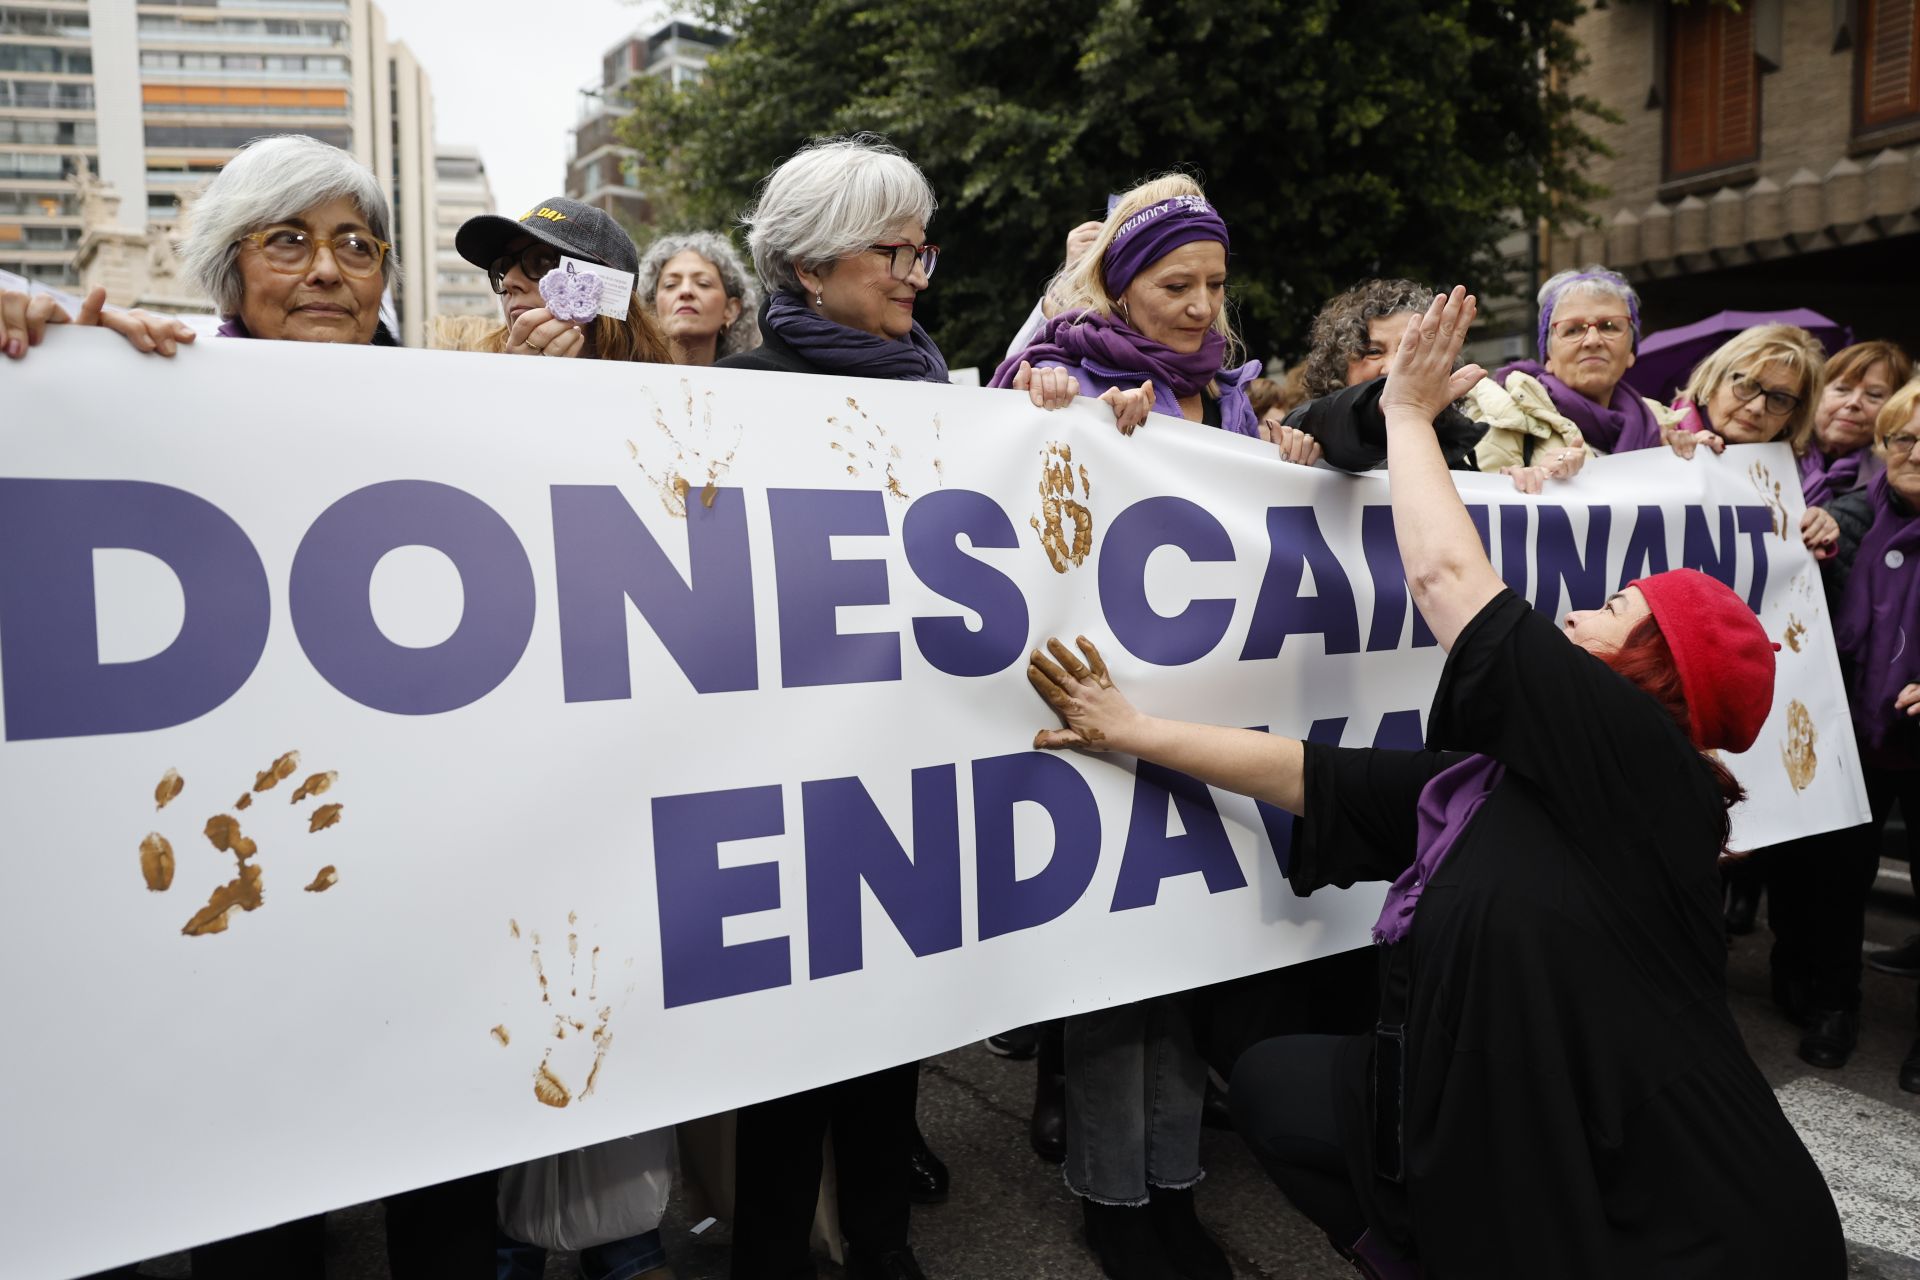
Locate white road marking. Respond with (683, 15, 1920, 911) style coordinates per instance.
(1774, 1076, 1920, 1260)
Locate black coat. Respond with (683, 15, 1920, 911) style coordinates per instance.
(715, 301, 825, 376)
(1289, 591, 1844, 1278)
(1284, 376, 1486, 473)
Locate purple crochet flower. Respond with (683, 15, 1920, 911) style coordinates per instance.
(540, 262, 603, 323)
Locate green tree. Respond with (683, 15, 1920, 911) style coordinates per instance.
(621, 0, 1608, 372)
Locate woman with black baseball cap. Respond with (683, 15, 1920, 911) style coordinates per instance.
(454, 196, 671, 363)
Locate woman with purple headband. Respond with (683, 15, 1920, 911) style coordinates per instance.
(990, 175, 1323, 467)
(1465, 265, 1682, 473)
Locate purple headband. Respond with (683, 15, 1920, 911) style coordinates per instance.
(1101, 196, 1230, 297)
(1538, 269, 1642, 358)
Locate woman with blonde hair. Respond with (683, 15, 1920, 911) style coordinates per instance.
(990, 175, 1320, 467)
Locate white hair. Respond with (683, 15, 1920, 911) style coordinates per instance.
(1535, 264, 1641, 357)
(179, 134, 397, 318)
(742, 135, 936, 296)
(637, 230, 762, 359)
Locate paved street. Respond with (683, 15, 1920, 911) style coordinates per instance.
(125, 863, 1920, 1280)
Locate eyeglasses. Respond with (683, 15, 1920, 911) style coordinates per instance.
(1549, 316, 1630, 344)
(1728, 372, 1803, 418)
(869, 242, 939, 280)
(1885, 433, 1920, 455)
(486, 242, 562, 294)
(239, 226, 389, 278)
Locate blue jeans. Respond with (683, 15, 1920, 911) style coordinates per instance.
(1064, 994, 1208, 1203)
(496, 1226, 667, 1280)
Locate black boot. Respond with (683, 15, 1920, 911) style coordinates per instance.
(1798, 1009, 1858, 1069)
(1867, 933, 1920, 978)
(1031, 1020, 1066, 1164)
(1147, 1184, 1231, 1280)
(1082, 1199, 1180, 1280)
(1900, 1035, 1920, 1094)
(845, 1245, 928, 1280)
(907, 1123, 948, 1205)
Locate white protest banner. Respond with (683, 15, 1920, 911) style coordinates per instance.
(0, 331, 1865, 1277)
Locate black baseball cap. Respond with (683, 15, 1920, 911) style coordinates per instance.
(455, 196, 640, 279)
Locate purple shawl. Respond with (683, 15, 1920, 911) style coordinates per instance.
(1799, 446, 1870, 508)
(1834, 471, 1920, 757)
(1497, 360, 1664, 453)
(990, 309, 1261, 436)
(764, 291, 948, 383)
(1373, 754, 1505, 946)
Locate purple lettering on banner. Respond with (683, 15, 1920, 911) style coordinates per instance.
(1619, 506, 1671, 584)
(1241, 506, 1360, 661)
(1372, 708, 1425, 751)
(903, 489, 1028, 678)
(550, 484, 757, 698)
(0, 479, 269, 742)
(1681, 506, 1739, 593)
(1097, 497, 1235, 666)
(653, 783, 789, 1008)
(1735, 505, 1771, 612)
(768, 488, 901, 688)
(1497, 504, 1531, 600)
(1110, 760, 1246, 910)
(802, 766, 962, 979)
(1249, 717, 1351, 875)
(973, 751, 1100, 940)
(1358, 505, 1435, 652)
(1533, 506, 1612, 618)
(289, 481, 535, 715)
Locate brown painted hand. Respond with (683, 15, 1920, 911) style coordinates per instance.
(1028, 636, 1141, 752)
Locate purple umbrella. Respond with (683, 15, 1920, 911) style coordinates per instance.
(1621, 308, 1852, 405)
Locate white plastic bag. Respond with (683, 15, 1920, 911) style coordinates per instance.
(497, 1128, 675, 1252)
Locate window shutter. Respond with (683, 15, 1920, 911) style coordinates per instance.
(1861, 0, 1920, 129)
(1666, 3, 1760, 178)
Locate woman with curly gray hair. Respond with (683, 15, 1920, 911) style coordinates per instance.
(639, 231, 761, 365)
(1298, 277, 1430, 403)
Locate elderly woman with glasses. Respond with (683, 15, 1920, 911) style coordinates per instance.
(1762, 379, 1920, 1094)
(1464, 265, 1683, 476)
(1, 134, 395, 356)
(715, 133, 945, 1280)
(719, 135, 946, 387)
(638, 230, 762, 366)
(450, 195, 671, 363)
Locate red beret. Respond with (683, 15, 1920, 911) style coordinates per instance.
(1629, 569, 1776, 753)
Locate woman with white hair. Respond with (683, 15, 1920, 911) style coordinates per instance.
(639, 230, 761, 365)
(1464, 265, 1681, 473)
(717, 133, 941, 1280)
(1, 134, 397, 355)
(718, 134, 945, 387)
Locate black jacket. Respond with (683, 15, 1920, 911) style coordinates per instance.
(715, 301, 825, 376)
(1284, 376, 1485, 473)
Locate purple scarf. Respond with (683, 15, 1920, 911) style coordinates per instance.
(1373, 754, 1505, 945)
(1799, 446, 1869, 508)
(1834, 471, 1920, 756)
(990, 309, 1260, 435)
(764, 291, 948, 383)
(1497, 360, 1664, 453)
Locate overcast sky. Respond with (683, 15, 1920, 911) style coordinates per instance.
(372, 0, 673, 215)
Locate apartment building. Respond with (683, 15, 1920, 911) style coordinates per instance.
(0, 0, 441, 343)
(434, 141, 493, 317)
(564, 20, 726, 232)
(1553, 0, 1920, 352)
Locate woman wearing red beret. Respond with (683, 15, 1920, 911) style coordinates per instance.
(1027, 288, 1842, 1279)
